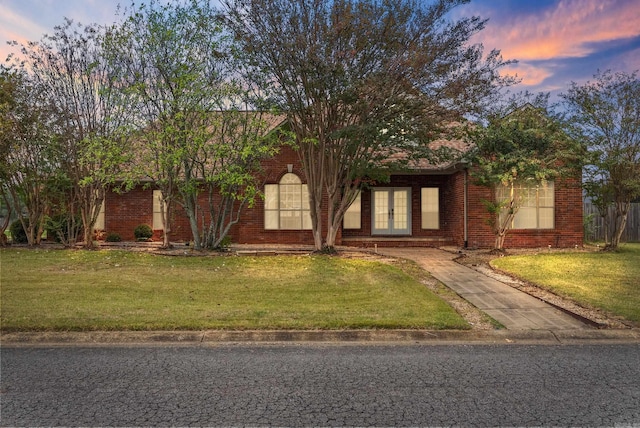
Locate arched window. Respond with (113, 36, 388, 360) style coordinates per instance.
(264, 173, 312, 230)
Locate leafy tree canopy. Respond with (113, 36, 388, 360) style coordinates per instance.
(561, 69, 640, 250)
(222, 0, 516, 250)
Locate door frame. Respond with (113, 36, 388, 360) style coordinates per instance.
(371, 187, 412, 235)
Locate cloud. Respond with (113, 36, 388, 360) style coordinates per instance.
(0, 4, 48, 40)
(617, 46, 640, 71)
(478, 0, 640, 62)
(502, 63, 553, 86)
(0, 4, 49, 60)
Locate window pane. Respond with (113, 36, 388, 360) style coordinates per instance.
(539, 207, 554, 229)
(538, 182, 554, 207)
(153, 190, 164, 230)
(302, 210, 313, 230)
(280, 184, 301, 209)
(264, 210, 279, 230)
(374, 190, 389, 230)
(519, 186, 535, 207)
(264, 185, 278, 209)
(393, 190, 408, 229)
(301, 185, 310, 210)
(280, 210, 302, 229)
(514, 206, 537, 229)
(421, 188, 439, 229)
(95, 199, 105, 230)
(343, 191, 361, 229)
(280, 173, 301, 184)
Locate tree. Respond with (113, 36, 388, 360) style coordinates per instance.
(192, 111, 280, 249)
(0, 67, 57, 245)
(562, 70, 640, 250)
(469, 95, 583, 250)
(222, 0, 514, 251)
(106, 0, 278, 249)
(7, 20, 132, 248)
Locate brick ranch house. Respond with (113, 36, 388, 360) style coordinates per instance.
(97, 124, 584, 249)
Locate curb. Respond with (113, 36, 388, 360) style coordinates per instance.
(2, 328, 639, 346)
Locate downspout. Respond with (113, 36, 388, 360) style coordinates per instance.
(463, 167, 468, 249)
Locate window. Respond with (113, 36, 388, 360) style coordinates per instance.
(95, 199, 105, 230)
(264, 173, 312, 230)
(153, 190, 165, 230)
(343, 191, 361, 229)
(497, 181, 554, 229)
(421, 188, 439, 229)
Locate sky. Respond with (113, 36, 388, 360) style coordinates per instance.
(1, 0, 639, 99)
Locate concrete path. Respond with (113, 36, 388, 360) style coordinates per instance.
(377, 248, 589, 330)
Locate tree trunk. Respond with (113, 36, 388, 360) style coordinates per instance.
(80, 198, 99, 249)
(0, 199, 10, 246)
(325, 222, 339, 251)
(309, 196, 323, 251)
(82, 223, 96, 249)
(495, 231, 506, 251)
(493, 204, 516, 251)
(607, 200, 630, 250)
(183, 194, 202, 250)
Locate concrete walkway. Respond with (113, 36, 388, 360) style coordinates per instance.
(377, 248, 589, 330)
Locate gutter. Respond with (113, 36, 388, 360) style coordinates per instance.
(464, 167, 468, 248)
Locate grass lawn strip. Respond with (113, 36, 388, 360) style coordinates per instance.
(0, 248, 469, 331)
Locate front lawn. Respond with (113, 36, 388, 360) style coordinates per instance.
(0, 248, 469, 331)
(491, 244, 640, 325)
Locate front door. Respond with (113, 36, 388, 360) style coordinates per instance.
(372, 188, 411, 235)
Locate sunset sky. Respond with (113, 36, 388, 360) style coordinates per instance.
(1, 0, 639, 99)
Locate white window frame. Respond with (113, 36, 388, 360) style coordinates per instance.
(264, 173, 312, 230)
(497, 181, 554, 230)
(421, 188, 439, 229)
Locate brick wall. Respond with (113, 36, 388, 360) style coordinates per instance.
(466, 176, 584, 249)
(104, 148, 583, 249)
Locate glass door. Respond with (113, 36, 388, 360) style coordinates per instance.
(372, 188, 411, 235)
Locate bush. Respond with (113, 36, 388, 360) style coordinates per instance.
(134, 224, 153, 240)
(9, 219, 28, 244)
(218, 235, 232, 251)
(45, 214, 82, 244)
(105, 232, 122, 242)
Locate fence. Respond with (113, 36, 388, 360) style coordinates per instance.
(584, 202, 640, 242)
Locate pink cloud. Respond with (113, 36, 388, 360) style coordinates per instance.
(0, 5, 48, 62)
(479, 0, 640, 62)
(502, 63, 553, 86)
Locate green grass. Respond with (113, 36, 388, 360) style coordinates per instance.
(491, 243, 640, 325)
(0, 248, 468, 332)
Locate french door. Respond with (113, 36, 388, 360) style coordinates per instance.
(372, 188, 411, 235)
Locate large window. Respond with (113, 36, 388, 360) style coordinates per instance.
(264, 173, 312, 230)
(497, 181, 554, 229)
(421, 188, 439, 229)
(343, 191, 361, 229)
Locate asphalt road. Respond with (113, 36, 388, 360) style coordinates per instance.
(1, 344, 639, 427)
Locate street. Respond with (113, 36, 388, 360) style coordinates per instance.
(1, 343, 639, 426)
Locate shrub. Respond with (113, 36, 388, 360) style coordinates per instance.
(45, 214, 82, 244)
(105, 232, 122, 242)
(218, 235, 232, 251)
(134, 224, 153, 240)
(9, 219, 28, 244)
